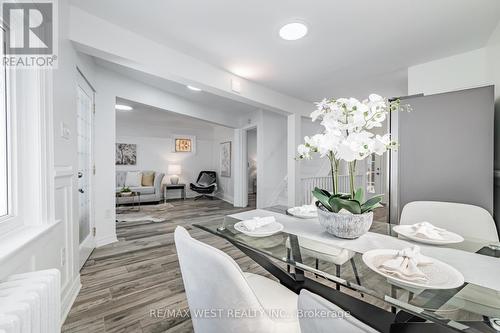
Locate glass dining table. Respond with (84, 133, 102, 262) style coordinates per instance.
(193, 207, 500, 333)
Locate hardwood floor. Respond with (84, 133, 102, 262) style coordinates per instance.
(63, 196, 386, 332)
(62, 198, 264, 333)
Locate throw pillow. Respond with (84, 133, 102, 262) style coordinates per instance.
(142, 171, 155, 186)
(125, 171, 142, 187)
(198, 173, 215, 187)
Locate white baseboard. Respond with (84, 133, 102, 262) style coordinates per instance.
(215, 193, 234, 205)
(61, 275, 81, 324)
(95, 234, 118, 247)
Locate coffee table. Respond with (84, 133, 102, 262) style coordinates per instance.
(116, 191, 141, 212)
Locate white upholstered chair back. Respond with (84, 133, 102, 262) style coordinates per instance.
(400, 201, 499, 242)
(174, 226, 295, 333)
(297, 290, 379, 332)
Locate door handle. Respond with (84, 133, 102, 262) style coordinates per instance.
(78, 189, 84, 193)
(78, 172, 83, 178)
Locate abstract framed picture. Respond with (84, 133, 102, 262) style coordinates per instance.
(172, 135, 196, 153)
(220, 141, 231, 177)
(175, 138, 192, 152)
(116, 143, 137, 165)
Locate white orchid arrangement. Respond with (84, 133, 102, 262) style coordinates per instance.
(298, 94, 407, 214)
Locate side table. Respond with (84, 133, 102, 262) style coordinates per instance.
(164, 183, 186, 203)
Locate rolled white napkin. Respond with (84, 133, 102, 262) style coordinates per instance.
(241, 216, 276, 231)
(411, 221, 446, 240)
(293, 204, 317, 214)
(379, 246, 433, 283)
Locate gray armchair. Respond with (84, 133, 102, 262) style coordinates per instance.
(116, 170, 165, 204)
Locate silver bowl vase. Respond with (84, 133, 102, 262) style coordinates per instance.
(317, 206, 373, 239)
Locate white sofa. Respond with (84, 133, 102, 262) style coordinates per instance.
(116, 170, 165, 204)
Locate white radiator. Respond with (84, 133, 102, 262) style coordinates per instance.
(301, 175, 365, 205)
(0, 269, 60, 333)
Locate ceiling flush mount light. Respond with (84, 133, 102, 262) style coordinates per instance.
(279, 22, 308, 41)
(115, 104, 133, 111)
(187, 85, 202, 92)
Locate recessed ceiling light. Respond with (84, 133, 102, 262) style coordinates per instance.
(279, 22, 308, 41)
(187, 85, 202, 91)
(115, 104, 133, 111)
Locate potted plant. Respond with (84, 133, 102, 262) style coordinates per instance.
(297, 94, 408, 239)
(120, 186, 133, 197)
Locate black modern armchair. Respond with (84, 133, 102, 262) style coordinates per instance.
(190, 171, 217, 200)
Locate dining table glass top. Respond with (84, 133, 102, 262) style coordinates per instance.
(193, 207, 500, 333)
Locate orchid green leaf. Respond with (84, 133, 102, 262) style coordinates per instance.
(312, 187, 332, 211)
(329, 196, 362, 214)
(354, 188, 364, 203)
(361, 195, 383, 213)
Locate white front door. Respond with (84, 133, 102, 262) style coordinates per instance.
(77, 73, 95, 269)
(366, 153, 386, 202)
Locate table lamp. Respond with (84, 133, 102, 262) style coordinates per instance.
(167, 164, 181, 184)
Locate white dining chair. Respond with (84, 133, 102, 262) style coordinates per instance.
(297, 289, 379, 332)
(285, 237, 361, 290)
(174, 226, 301, 333)
(400, 201, 499, 242)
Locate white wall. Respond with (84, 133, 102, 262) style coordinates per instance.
(240, 109, 288, 208)
(408, 48, 490, 96)
(258, 110, 288, 207)
(213, 126, 235, 203)
(115, 134, 218, 199)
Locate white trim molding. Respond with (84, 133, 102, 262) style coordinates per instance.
(215, 192, 234, 205)
(61, 275, 81, 323)
(95, 234, 118, 248)
(54, 166, 75, 293)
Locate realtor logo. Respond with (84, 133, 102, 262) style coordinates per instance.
(1, 0, 57, 67)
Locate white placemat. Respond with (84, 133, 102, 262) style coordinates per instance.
(229, 209, 500, 291)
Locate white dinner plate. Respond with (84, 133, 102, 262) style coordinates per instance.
(234, 221, 284, 237)
(393, 225, 464, 245)
(287, 207, 318, 219)
(362, 249, 464, 290)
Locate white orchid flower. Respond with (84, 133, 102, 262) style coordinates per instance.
(315, 132, 341, 157)
(304, 134, 323, 148)
(336, 140, 358, 162)
(369, 94, 383, 102)
(373, 134, 393, 155)
(297, 144, 311, 159)
(321, 113, 343, 134)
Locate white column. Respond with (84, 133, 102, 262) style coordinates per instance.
(233, 128, 247, 207)
(287, 114, 302, 207)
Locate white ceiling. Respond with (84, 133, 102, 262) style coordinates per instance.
(71, 0, 500, 101)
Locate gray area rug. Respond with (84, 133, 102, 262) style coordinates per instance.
(116, 202, 174, 222)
